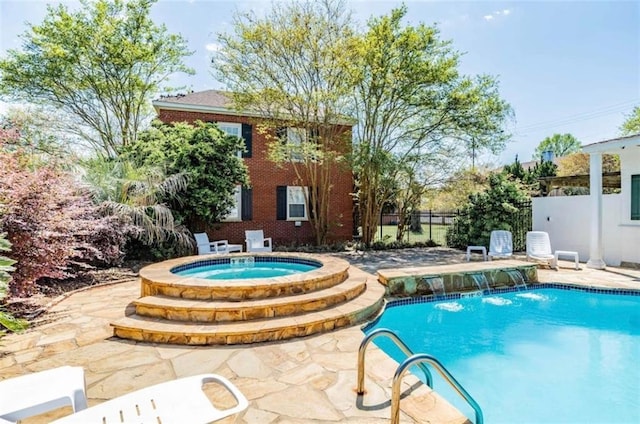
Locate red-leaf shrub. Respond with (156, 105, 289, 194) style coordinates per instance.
(0, 148, 130, 296)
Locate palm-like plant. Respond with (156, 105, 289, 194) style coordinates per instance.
(0, 233, 28, 335)
(81, 157, 193, 249)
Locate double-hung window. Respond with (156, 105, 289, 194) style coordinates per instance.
(287, 186, 307, 220)
(218, 122, 243, 158)
(223, 185, 242, 222)
(277, 186, 308, 221)
(286, 128, 306, 162)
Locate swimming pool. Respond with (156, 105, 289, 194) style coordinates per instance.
(365, 285, 640, 423)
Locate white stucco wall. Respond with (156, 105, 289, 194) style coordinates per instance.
(533, 194, 639, 266)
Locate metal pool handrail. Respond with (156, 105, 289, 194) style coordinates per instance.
(357, 328, 483, 424)
(392, 353, 483, 424)
(357, 328, 433, 393)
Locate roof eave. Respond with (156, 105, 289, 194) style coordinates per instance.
(152, 100, 356, 126)
(582, 133, 640, 154)
(152, 100, 262, 118)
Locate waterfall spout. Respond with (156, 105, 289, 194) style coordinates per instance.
(470, 273, 490, 292)
(505, 270, 527, 290)
(425, 277, 446, 296)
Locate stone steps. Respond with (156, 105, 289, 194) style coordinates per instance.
(111, 254, 385, 345)
(112, 274, 385, 345)
(133, 276, 367, 322)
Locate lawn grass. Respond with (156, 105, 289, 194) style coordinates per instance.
(373, 224, 450, 246)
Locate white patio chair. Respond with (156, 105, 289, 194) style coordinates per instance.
(488, 230, 513, 260)
(245, 230, 272, 252)
(50, 374, 248, 424)
(194, 232, 242, 255)
(526, 231, 556, 268)
(0, 366, 88, 423)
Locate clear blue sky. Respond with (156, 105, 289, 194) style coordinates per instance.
(1, 0, 638, 164)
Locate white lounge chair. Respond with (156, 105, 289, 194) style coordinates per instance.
(194, 232, 242, 255)
(526, 231, 556, 268)
(50, 374, 248, 424)
(245, 230, 272, 252)
(488, 230, 513, 260)
(0, 366, 88, 423)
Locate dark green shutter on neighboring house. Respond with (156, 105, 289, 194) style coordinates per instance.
(276, 127, 287, 141)
(276, 186, 287, 220)
(241, 187, 253, 221)
(241, 124, 252, 158)
(631, 175, 640, 220)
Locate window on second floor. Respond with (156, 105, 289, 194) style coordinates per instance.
(631, 174, 640, 220)
(217, 122, 252, 158)
(286, 127, 306, 162)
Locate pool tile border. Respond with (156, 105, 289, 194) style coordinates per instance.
(171, 255, 322, 273)
(363, 282, 640, 332)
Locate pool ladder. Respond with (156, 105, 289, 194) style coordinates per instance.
(357, 328, 484, 424)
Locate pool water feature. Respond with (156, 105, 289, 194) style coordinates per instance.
(366, 285, 640, 423)
(504, 269, 527, 289)
(470, 273, 490, 291)
(425, 276, 446, 296)
(173, 256, 319, 280)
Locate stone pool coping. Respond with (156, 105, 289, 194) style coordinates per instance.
(138, 252, 351, 300)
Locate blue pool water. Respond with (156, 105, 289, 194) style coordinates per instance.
(366, 287, 640, 423)
(174, 261, 318, 279)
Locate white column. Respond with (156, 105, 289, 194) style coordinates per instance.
(587, 152, 606, 269)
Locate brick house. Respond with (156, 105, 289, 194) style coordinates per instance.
(152, 90, 354, 247)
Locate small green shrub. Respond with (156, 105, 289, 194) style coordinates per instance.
(0, 233, 28, 336)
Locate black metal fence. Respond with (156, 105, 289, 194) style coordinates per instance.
(377, 201, 532, 250)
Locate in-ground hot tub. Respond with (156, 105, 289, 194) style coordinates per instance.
(138, 252, 349, 301)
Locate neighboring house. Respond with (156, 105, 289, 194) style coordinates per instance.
(152, 90, 354, 246)
(532, 133, 640, 267)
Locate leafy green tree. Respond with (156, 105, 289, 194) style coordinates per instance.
(620, 106, 640, 135)
(0, 0, 193, 157)
(423, 168, 490, 211)
(124, 121, 249, 226)
(446, 172, 530, 249)
(215, 0, 355, 245)
(351, 6, 513, 246)
(532, 133, 581, 160)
